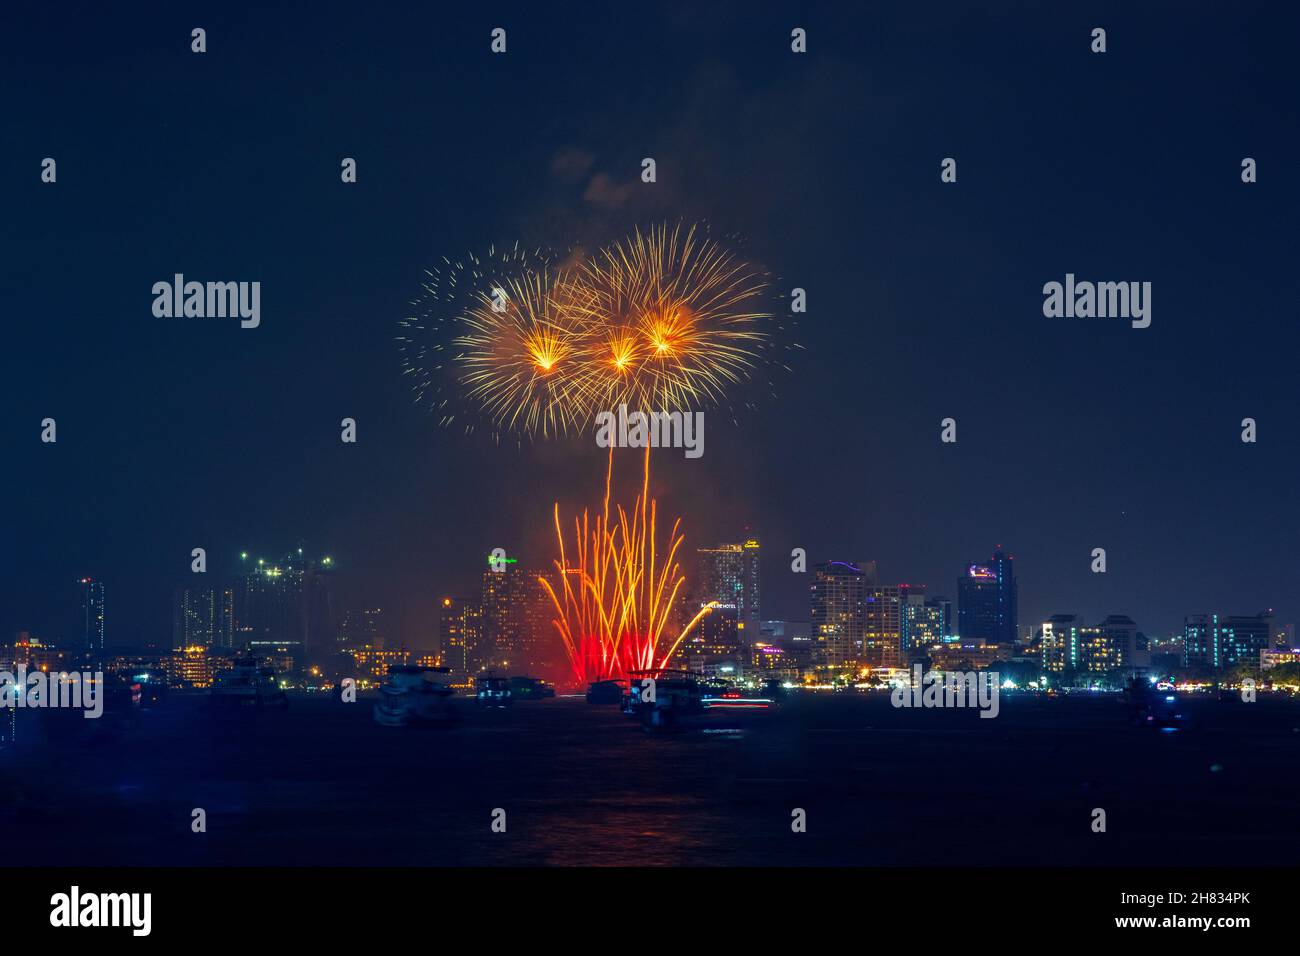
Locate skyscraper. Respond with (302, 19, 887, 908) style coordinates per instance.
(171, 587, 233, 650)
(863, 585, 902, 668)
(957, 564, 999, 643)
(78, 578, 105, 653)
(477, 564, 548, 673)
(987, 547, 1018, 646)
(697, 539, 761, 626)
(232, 551, 337, 657)
(810, 561, 871, 668)
(438, 597, 470, 674)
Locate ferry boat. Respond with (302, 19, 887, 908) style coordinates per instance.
(623, 670, 709, 732)
(475, 673, 513, 708)
(374, 666, 456, 727)
(1124, 674, 1185, 730)
(509, 676, 555, 700)
(210, 657, 288, 709)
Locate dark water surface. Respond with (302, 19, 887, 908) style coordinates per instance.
(5, 692, 1297, 865)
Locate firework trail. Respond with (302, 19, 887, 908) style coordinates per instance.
(538, 446, 716, 684)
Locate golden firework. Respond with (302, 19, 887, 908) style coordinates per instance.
(539, 447, 716, 683)
(400, 225, 776, 440)
(563, 222, 772, 416)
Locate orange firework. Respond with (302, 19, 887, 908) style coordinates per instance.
(454, 266, 589, 438)
(539, 447, 716, 684)
(400, 225, 778, 440)
(562, 222, 772, 415)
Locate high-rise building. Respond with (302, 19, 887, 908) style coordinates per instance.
(477, 564, 548, 674)
(810, 561, 871, 668)
(1041, 614, 1083, 672)
(438, 597, 473, 675)
(171, 587, 234, 650)
(232, 551, 338, 657)
(678, 602, 742, 674)
(957, 564, 999, 643)
(697, 539, 761, 625)
(1184, 612, 1275, 671)
(902, 592, 947, 655)
(341, 607, 386, 650)
(987, 547, 1018, 646)
(863, 585, 902, 668)
(1088, 614, 1148, 672)
(78, 578, 105, 653)
(1044, 614, 1149, 675)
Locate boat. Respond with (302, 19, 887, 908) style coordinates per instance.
(475, 673, 513, 708)
(509, 676, 555, 700)
(586, 678, 626, 705)
(1124, 675, 1185, 730)
(374, 665, 456, 727)
(210, 657, 288, 709)
(623, 669, 710, 732)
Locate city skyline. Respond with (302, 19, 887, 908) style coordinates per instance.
(18, 538, 1294, 686)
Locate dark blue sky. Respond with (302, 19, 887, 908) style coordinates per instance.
(5, 1, 1298, 648)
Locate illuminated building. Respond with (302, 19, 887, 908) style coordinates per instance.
(165, 645, 217, 688)
(697, 539, 762, 627)
(246, 640, 302, 675)
(987, 547, 1018, 646)
(810, 561, 872, 667)
(957, 564, 999, 644)
(232, 550, 338, 657)
(863, 586, 902, 668)
(1040, 614, 1149, 674)
(1184, 612, 1275, 671)
(341, 607, 386, 651)
(438, 597, 471, 674)
(1086, 615, 1148, 672)
(78, 578, 105, 653)
(350, 646, 412, 682)
(901, 589, 947, 656)
(679, 602, 742, 673)
(1261, 648, 1300, 670)
(930, 641, 1002, 671)
(171, 587, 234, 649)
(477, 564, 548, 673)
(750, 641, 798, 680)
(1041, 614, 1082, 672)
(9, 632, 65, 673)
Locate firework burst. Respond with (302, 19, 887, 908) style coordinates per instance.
(396, 243, 563, 435)
(398, 224, 783, 440)
(539, 446, 716, 684)
(562, 221, 773, 415)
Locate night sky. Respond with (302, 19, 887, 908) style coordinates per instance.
(5, 2, 1298, 649)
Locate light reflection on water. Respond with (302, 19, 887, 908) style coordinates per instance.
(4, 693, 1299, 865)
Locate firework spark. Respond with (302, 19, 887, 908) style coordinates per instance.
(398, 224, 782, 440)
(562, 222, 773, 415)
(396, 243, 562, 434)
(539, 447, 716, 684)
